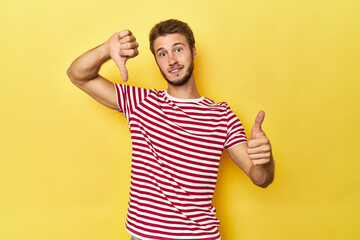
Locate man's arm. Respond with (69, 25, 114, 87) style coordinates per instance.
(227, 111, 274, 188)
(66, 30, 139, 109)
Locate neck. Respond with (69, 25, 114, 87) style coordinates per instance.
(166, 74, 201, 99)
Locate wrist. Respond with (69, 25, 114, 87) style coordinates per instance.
(99, 41, 111, 61)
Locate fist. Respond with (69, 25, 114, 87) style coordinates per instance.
(247, 111, 272, 165)
(107, 30, 139, 82)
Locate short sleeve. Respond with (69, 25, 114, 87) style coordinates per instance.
(114, 84, 150, 119)
(224, 105, 247, 149)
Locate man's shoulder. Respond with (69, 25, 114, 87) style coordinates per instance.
(115, 83, 159, 95)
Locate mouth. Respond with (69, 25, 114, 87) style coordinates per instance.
(168, 66, 184, 74)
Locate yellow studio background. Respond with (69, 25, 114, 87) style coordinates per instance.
(0, 0, 359, 239)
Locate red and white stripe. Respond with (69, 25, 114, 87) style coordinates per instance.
(114, 84, 247, 240)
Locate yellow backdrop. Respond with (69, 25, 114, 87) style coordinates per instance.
(1, 0, 359, 239)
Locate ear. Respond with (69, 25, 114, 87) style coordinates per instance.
(192, 45, 197, 59)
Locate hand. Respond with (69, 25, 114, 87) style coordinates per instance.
(107, 30, 139, 82)
(247, 111, 272, 165)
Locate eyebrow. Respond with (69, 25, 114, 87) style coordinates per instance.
(155, 42, 186, 54)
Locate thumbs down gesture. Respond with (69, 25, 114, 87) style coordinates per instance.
(107, 30, 139, 82)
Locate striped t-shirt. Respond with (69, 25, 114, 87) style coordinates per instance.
(114, 84, 247, 240)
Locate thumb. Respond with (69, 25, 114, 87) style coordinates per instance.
(250, 110, 265, 139)
(114, 57, 129, 82)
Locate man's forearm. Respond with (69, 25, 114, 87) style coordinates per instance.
(67, 42, 110, 84)
(250, 155, 274, 188)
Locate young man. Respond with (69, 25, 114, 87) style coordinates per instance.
(67, 19, 274, 240)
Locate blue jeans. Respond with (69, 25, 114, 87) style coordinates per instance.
(130, 236, 141, 240)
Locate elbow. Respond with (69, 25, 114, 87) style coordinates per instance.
(66, 67, 81, 86)
(253, 156, 275, 189)
(66, 67, 74, 83)
(250, 169, 274, 188)
(254, 174, 274, 188)
(256, 179, 273, 188)
(66, 68, 71, 78)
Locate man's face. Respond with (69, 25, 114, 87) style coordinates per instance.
(153, 33, 196, 86)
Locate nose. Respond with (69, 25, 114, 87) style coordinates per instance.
(168, 52, 178, 66)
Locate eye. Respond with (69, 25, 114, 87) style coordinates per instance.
(159, 52, 166, 57)
(175, 48, 182, 53)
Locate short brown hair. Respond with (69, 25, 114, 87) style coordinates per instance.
(149, 19, 195, 55)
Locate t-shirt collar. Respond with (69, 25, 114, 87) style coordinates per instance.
(164, 90, 204, 102)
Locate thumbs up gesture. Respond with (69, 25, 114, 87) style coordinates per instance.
(247, 111, 272, 166)
(107, 30, 139, 82)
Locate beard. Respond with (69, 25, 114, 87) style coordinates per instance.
(160, 60, 194, 87)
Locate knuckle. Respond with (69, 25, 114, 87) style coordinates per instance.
(121, 43, 131, 49)
(265, 145, 271, 151)
(119, 50, 127, 57)
(122, 36, 130, 42)
(260, 137, 268, 144)
(120, 29, 132, 39)
(127, 49, 137, 57)
(252, 159, 261, 165)
(133, 49, 139, 56)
